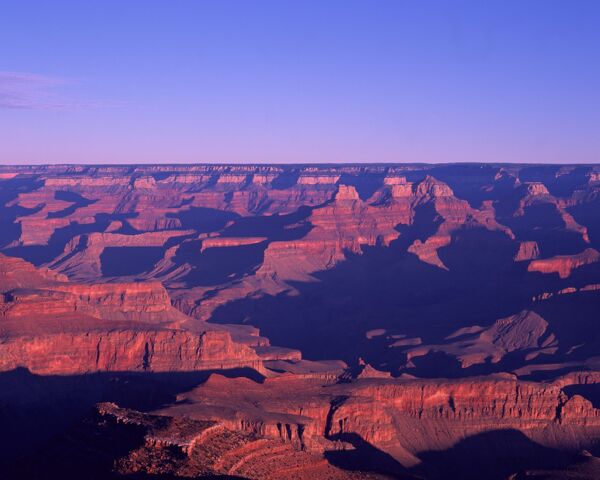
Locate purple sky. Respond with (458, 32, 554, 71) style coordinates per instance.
(1, 1, 599, 164)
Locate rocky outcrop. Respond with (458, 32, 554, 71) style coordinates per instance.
(257, 183, 406, 281)
(515, 241, 541, 261)
(0, 329, 261, 375)
(48, 230, 194, 280)
(2, 164, 600, 478)
(200, 236, 267, 252)
(0, 254, 67, 288)
(514, 182, 591, 244)
(44, 176, 130, 187)
(155, 370, 600, 474)
(259, 176, 513, 282)
(132, 176, 157, 189)
(297, 175, 340, 185)
(524, 182, 550, 196)
(528, 248, 600, 278)
(2, 284, 177, 325)
(402, 311, 556, 368)
(326, 376, 600, 468)
(0, 254, 262, 375)
(3, 164, 599, 377)
(34, 401, 365, 480)
(406, 176, 513, 269)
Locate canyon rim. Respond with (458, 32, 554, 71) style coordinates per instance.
(0, 163, 598, 479)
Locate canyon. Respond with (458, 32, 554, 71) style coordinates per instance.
(0, 163, 599, 479)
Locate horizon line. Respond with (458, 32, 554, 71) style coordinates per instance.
(2, 161, 600, 168)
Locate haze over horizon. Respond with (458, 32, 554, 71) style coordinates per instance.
(1, 0, 600, 165)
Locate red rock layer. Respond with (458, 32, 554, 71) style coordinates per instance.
(528, 248, 600, 278)
(0, 254, 263, 375)
(0, 329, 261, 375)
(78, 402, 375, 480)
(515, 240, 541, 261)
(155, 370, 600, 472)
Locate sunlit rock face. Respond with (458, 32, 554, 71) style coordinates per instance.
(1, 163, 600, 479)
(0, 254, 267, 375)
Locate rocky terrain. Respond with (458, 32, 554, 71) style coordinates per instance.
(0, 163, 599, 479)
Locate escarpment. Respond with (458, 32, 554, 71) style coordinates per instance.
(2, 163, 599, 376)
(1, 163, 600, 479)
(528, 248, 600, 278)
(10, 401, 372, 480)
(323, 376, 600, 475)
(0, 254, 264, 375)
(0, 329, 261, 375)
(148, 369, 600, 476)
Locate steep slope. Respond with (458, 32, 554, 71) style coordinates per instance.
(2, 164, 600, 376)
(153, 369, 600, 479)
(0, 254, 263, 374)
(0, 164, 600, 479)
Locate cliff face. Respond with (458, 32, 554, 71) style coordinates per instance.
(1, 164, 600, 479)
(0, 329, 261, 375)
(47, 230, 194, 280)
(0, 254, 262, 375)
(515, 240, 541, 261)
(323, 377, 600, 476)
(3, 361, 599, 479)
(328, 377, 600, 443)
(2, 281, 178, 322)
(9, 401, 371, 480)
(150, 369, 600, 476)
(528, 248, 600, 278)
(259, 175, 512, 281)
(0, 253, 68, 288)
(2, 164, 600, 378)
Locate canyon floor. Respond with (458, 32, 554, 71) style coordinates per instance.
(0, 163, 599, 479)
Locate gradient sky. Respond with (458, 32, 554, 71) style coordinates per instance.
(1, 0, 600, 164)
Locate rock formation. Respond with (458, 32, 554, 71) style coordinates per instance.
(528, 248, 600, 278)
(0, 254, 274, 374)
(1, 163, 600, 479)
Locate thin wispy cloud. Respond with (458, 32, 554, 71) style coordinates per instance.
(0, 72, 112, 111)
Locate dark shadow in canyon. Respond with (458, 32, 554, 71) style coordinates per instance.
(569, 198, 600, 249)
(167, 207, 239, 233)
(5, 408, 150, 480)
(209, 222, 597, 377)
(4, 401, 248, 480)
(339, 173, 386, 201)
(324, 427, 582, 480)
(411, 429, 571, 480)
(170, 207, 314, 287)
(530, 291, 600, 364)
(519, 165, 590, 198)
(0, 367, 263, 467)
(0, 176, 45, 248)
(47, 190, 96, 218)
(2, 213, 138, 266)
(101, 246, 166, 277)
(563, 383, 600, 409)
(208, 226, 536, 374)
(271, 172, 300, 190)
(173, 240, 268, 287)
(324, 432, 410, 478)
(220, 205, 312, 240)
(500, 203, 589, 257)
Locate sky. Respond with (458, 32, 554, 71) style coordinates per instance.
(1, 0, 599, 165)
